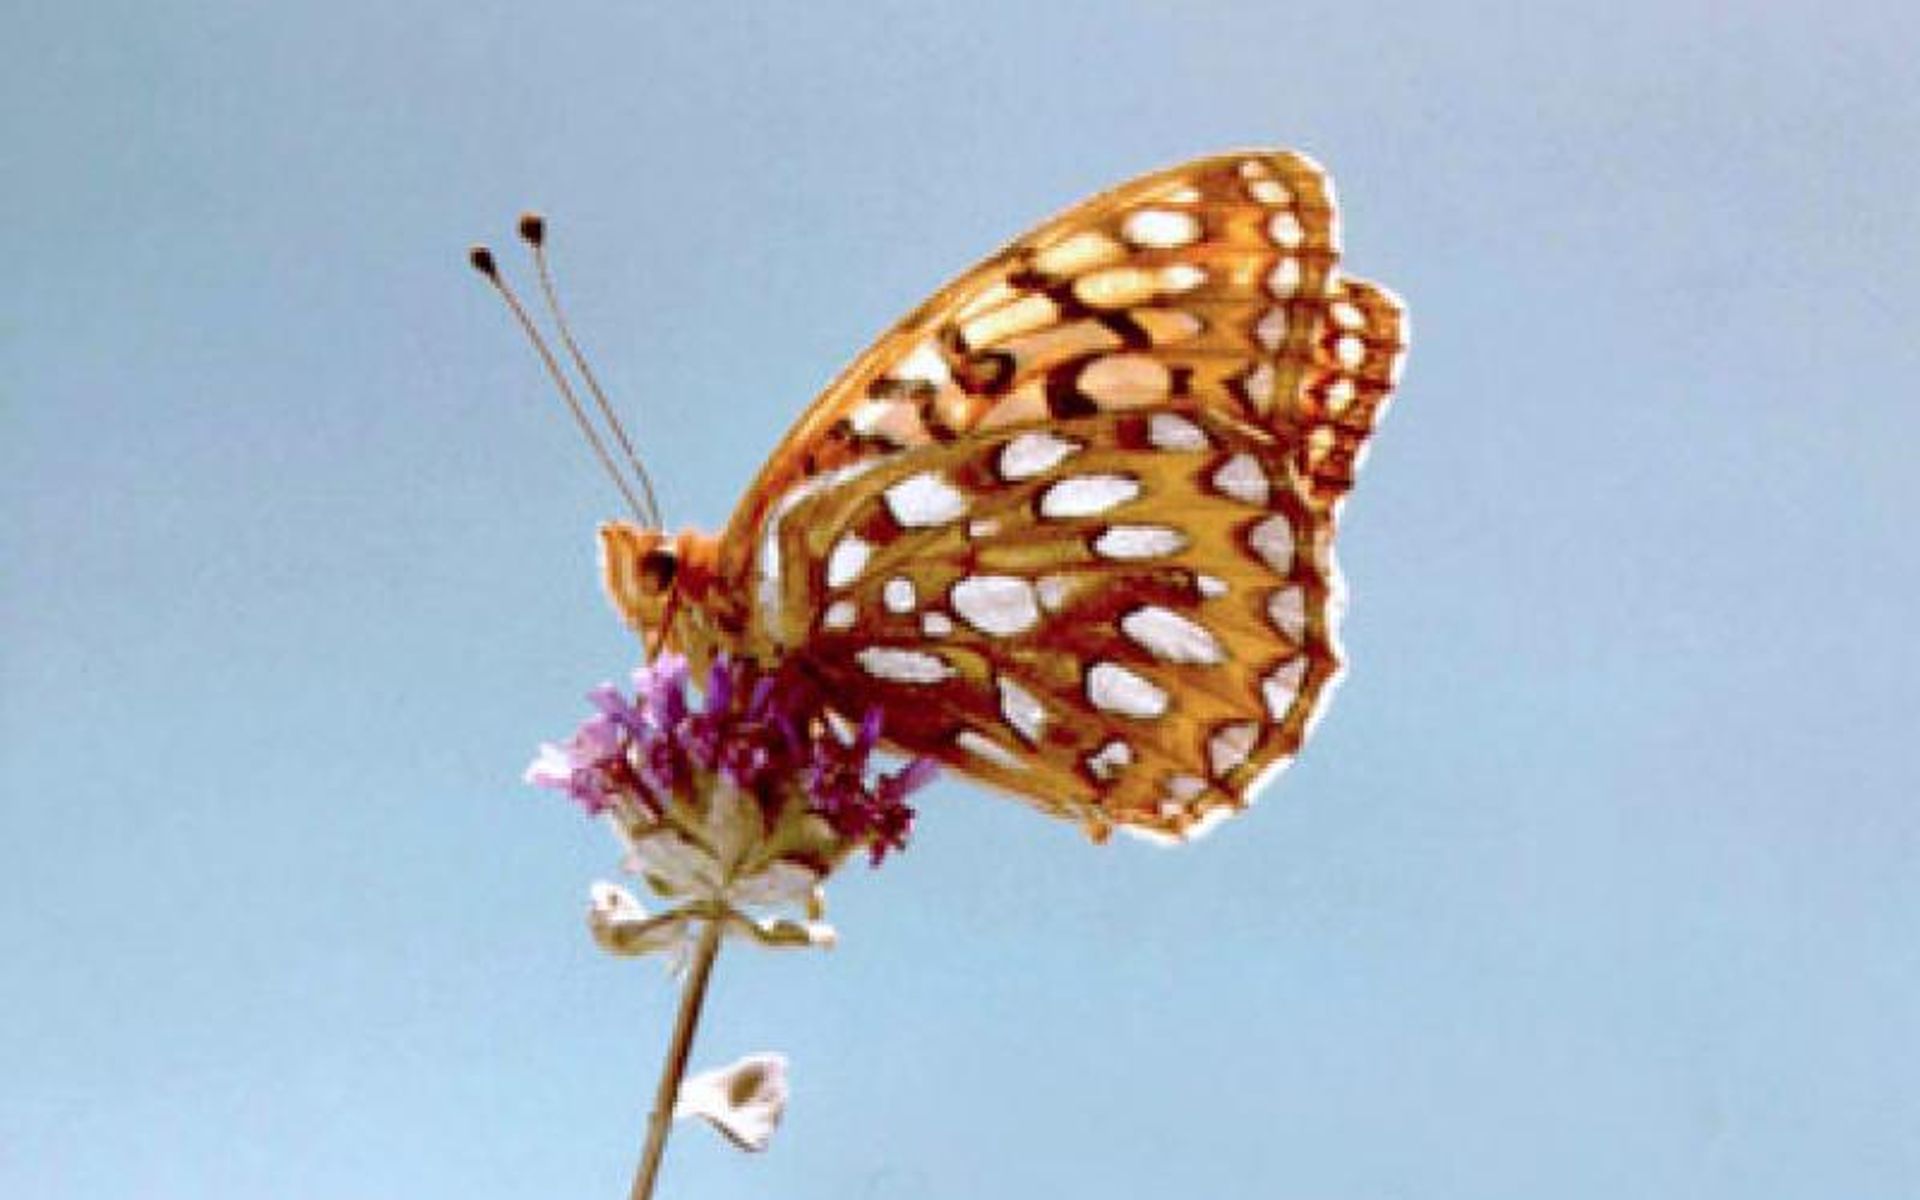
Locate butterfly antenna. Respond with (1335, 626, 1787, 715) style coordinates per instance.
(519, 214, 665, 530)
(468, 243, 650, 525)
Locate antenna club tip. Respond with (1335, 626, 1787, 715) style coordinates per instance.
(468, 245, 499, 277)
(518, 212, 547, 246)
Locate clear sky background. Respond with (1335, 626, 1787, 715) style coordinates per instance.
(5, 3, 1917, 1198)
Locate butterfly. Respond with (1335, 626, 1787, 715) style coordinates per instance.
(598, 151, 1406, 843)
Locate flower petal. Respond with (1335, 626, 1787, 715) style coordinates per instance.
(587, 882, 693, 958)
(727, 911, 838, 950)
(728, 860, 823, 910)
(674, 1053, 790, 1152)
(882, 756, 941, 801)
(627, 831, 724, 900)
(854, 706, 884, 756)
(635, 653, 690, 731)
(524, 743, 574, 790)
(703, 779, 763, 871)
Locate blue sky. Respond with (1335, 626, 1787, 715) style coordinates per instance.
(5, 3, 1917, 1197)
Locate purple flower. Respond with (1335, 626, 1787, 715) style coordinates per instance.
(868, 757, 938, 865)
(526, 653, 939, 883)
(523, 711, 631, 816)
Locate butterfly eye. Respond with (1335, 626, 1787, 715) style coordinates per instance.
(639, 547, 679, 594)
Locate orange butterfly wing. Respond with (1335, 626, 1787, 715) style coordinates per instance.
(714, 150, 1404, 586)
(611, 151, 1406, 839)
(747, 406, 1348, 840)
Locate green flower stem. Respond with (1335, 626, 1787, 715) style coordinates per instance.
(628, 913, 726, 1200)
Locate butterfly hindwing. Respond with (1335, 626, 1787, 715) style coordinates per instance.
(745, 406, 1344, 839)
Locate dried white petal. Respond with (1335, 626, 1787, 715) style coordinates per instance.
(675, 1053, 791, 1153)
(728, 911, 839, 950)
(587, 882, 692, 958)
(727, 859, 823, 910)
(625, 831, 724, 900)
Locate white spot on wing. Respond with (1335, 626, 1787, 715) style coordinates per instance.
(1208, 721, 1259, 777)
(1165, 774, 1207, 804)
(1242, 362, 1275, 407)
(1267, 211, 1305, 248)
(1335, 334, 1366, 369)
(1160, 263, 1207, 293)
(1246, 178, 1291, 205)
(1267, 257, 1302, 298)
(849, 399, 897, 434)
(1147, 412, 1209, 451)
(962, 294, 1059, 350)
(1325, 377, 1357, 416)
(1196, 574, 1229, 598)
(1267, 586, 1306, 640)
(1087, 662, 1169, 718)
(1120, 606, 1224, 664)
(1086, 739, 1134, 781)
(826, 534, 872, 589)
(1036, 575, 1073, 612)
(998, 431, 1082, 481)
(1040, 474, 1141, 518)
(883, 576, 917, 613)
(1247, 514, 1295, 573)
(956, 728, 1024, 770)
(996, 676, 1046, 744)
(1255, 307, 1287, 350)
(884, 471, 968, 528)
(1032, 230, 1124, 276)
(894, 339, 952, 385)
(1212, 453, 1271, 506)
(1075, 267, 1158, 308)
(1093, 525, 1187, 560)
(921, 611, 953, 637)
(950, 575, 1041, 636)
(761, 460, 881, 636)
(857, 646, 955, 684)
(1262, 657, 1308, 719)
(1307, 425, 1337, 463)
(822, 600, 856, 631)
(1122, 207, 1202, 248)
(1079, 353, 1171, 405)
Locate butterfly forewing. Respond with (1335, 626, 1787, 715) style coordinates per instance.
(712, 151, 1399, 591)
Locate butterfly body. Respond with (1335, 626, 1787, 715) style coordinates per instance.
(601, 152, 1405, 842)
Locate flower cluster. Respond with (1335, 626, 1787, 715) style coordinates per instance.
(526, 652, 937, 959)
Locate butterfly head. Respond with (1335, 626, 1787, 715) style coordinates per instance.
(599, 522, 723, 668)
